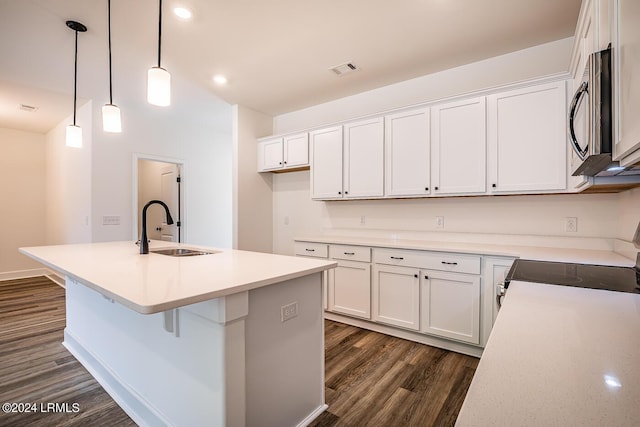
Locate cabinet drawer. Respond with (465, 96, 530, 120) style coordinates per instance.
(329, 245, 371, 262)
(373, 248, 480, 274)
(294, 242, 328, 258)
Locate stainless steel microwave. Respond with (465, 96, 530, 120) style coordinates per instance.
(568, 47, 612, 176)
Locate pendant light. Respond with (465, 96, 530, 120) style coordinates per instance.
(147, 0, 171, 106)
(103, 0, 122, 132)
(66, 20, 87, 148)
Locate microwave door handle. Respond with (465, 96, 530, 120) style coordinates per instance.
(568, 81, 589, 161)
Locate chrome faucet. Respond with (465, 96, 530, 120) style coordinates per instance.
(139, 200, 174, 254)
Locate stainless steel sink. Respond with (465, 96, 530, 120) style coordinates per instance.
(150, 248, 219, 257)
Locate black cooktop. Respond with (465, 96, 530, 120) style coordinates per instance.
(505, 259, 640, 294)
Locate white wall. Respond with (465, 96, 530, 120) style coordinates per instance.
(0, 128, 46, 273)
(45, 101, 92, 245)
(89, 76, 233, 248)
(232, 105, 274, 252)
(269, 37, 638, 256)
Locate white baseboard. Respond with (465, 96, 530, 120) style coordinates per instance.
(63, 330, 170, 427)
(0, 268, 52, 281)
(298, 404, 328, 427)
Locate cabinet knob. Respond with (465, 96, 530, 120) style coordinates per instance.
(424, 275, 429, 279)
(338, 191, 342, 195)
(284, 161, 287, 164)
(414, 274, 418, 278)
(435, 186, 439, 191)
(492, 183, 497, 188)
(345, 191, 349, 194)
(425, 187, 429, 191)
(279, 162, 282, 165)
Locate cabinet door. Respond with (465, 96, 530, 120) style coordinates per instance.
(284, 133, 309, 168)
(328, 260, 371, 319)
(385, 108, 430, 196)
(431, 97, 486, 195)
(310, 126, 343, 199)
(482, 257, 514, 346)
(421, 270, 480, 344)
(613, 0, 640, 163)
(487, 81, 567, 193)
(344, 118, 384, 198)
(372, 264, 420, 331)
(257, 138, 283, 171)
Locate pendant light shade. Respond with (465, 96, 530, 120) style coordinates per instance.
(66, 124, 82, 148)
(147, 66, 171, 106)
(103, 0, 122, 132)
(65, 20, 87, 147)
(148, 0, 171, 106)
(102, 104, 122, 132)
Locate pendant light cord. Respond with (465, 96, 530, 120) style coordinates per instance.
(157, 0, 162, 67)
(108, 0, 113, 104)
(73, 29, 78, 125)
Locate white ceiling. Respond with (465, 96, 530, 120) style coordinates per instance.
(0, 0, 581, 134)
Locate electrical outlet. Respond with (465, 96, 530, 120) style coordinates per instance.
(565, 217, 578, 232)
(435, 216, 444, 229)
(360, 216, 366, 225)
(281, 302, 298, 322)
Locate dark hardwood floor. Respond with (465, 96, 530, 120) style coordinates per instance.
(1, 277, 478, 427)
(0, 276, 135, 427)
(310, 321, 478, 427)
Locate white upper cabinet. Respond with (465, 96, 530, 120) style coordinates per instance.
(613, 0, 640, 165)
(431, 97, 487, 195)
(385, 108, 431, 197)
(344, 117, 385, 198)
(310, 126, 343, 199)
(257, 138, 284, 171)
(487, 81, 567, 193)
(257, 132, 309, 172)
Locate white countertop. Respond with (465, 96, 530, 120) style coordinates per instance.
(456, 280, 640, 426)
(20, 241, 336, 314)
(295, 235, 635, 266)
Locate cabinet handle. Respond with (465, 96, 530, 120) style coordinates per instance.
(441, 261, 458, 265)
(344, 252, 355, 255)
(305, 248, 315, 252)
(414, 274, 418, 278)
(390, 256, 404, 260)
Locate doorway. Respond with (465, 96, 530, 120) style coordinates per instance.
(135, 156, 184, 243)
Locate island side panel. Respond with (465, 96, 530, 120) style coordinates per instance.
(245, 272, 325, 427)
(63, 276, 242, 427)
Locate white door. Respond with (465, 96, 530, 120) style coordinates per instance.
(487, 81, 567, 193)
(160, 165, 179, 242)
(431, 97, 487, 195)
(421, 270, 480, 344)
(283, 133, 309, 168)
(310, 126, 343, 199)
(372, 264, 420, 331)
(385, 108, 431, 196)
(328, 260, 371, 319)
(344, 117, 384, 198)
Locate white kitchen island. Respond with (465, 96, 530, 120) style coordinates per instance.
(456, 280, 640, 426)
(20, 241, 337, 427)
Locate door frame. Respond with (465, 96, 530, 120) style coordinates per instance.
(132, 153, 186, 243)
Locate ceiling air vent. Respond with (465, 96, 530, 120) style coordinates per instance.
(330, 62, 359, 76)
(19, 104, 38, 112)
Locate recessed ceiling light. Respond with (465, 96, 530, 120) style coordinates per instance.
(213, 75, 228, 85)
(173, 6, 192, 20)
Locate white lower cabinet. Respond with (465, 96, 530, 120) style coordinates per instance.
(420, 270, 480, 345)
(328, 260, 371, 319)
(372, 264, 420, 331)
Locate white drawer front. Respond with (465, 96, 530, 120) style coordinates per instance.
(294, 242, 328, 258)
(373, 248, 480, 274)
(329, 244, 371, 262)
